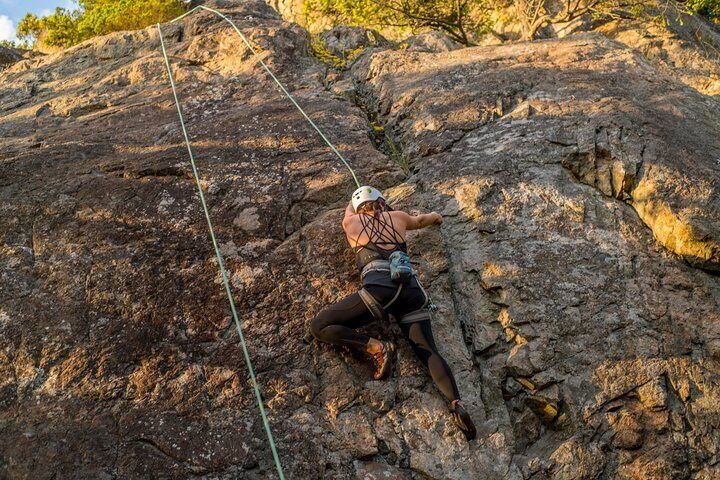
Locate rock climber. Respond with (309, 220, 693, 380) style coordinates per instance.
(309, 186, 477, 440)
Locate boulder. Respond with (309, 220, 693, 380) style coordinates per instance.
(0, 45, 23, 68)
(319, 25, 388, 59)
(402, 31, 461, 53)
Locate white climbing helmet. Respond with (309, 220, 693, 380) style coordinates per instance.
(351, 185, 384, 212)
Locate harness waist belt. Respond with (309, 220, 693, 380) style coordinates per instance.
(361, 259, 391, 279)
(361, 259, 417, 279)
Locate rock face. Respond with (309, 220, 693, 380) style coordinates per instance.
(596, 3, 720, 96)
(0, 46, 22, 67)
(401, 31, 462, 53)
(1, 1, 719, 479)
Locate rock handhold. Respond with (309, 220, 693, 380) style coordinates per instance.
(609, 410, 645, 450)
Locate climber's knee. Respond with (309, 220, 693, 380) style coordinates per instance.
(309, 311, 330, 341)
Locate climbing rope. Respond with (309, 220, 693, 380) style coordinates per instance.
(157, 20, 290, 480)
(168, 5, 361, 187)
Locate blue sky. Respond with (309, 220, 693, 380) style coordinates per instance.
(0, 0, 77, 42)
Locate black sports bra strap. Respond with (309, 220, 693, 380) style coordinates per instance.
(354, 211, 404, 254)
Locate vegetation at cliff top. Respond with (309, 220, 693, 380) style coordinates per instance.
(303, 0, 720, 44)
(304, 0, 493, 45)
(10, 0, 720, 50)
(16, 0, 185, 50)
(686, 0, 720, 21)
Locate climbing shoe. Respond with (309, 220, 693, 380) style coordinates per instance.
(450, 400, 477, 441)
(369, 341, 396, 380)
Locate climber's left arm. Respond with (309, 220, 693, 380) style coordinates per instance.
(342, 201, 356, 230)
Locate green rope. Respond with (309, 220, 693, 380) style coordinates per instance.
(157, 24, 286, 480)
(170, 5, 361, 188)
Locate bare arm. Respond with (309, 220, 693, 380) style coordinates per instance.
(396, 210, 443, 230)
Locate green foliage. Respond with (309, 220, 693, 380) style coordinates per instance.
(309, 34, 365, 68)
(303, 0, 491, 45)
(38, 9, 82, 47)
(76, 0, 186, 40)
(384, 133, 410, 174)
(368, 121, 410, 173)
(17, 0, 185, 49)
(17, 13, 45, 47)
(686, 0, 720, 22)
(0, 40, 16, 48)
(305, 0, 384, 27)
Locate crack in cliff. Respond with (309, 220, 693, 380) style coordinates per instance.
(130, 437, 198, 469)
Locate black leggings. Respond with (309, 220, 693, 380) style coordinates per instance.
(310, 283, 461, 403)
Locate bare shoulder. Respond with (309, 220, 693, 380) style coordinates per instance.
(342, 212, 361, 231)
(388, 210, 412, 224)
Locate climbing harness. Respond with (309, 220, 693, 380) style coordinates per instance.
(361, 257, 413, 285)
(358, 281, 432, 325)
(358, 284, 402, 322)
(358, 259, 432, 325)
(360, 259, 395, 280)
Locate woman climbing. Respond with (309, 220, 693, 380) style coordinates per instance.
(309, 186, 477, 440)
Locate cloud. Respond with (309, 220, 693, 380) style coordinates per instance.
(0, 15, 15, 43)
(31, 1, 78, 18)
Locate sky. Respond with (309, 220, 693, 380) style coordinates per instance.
(0, 0, 77, 43)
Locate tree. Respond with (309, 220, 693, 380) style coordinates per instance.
(76, 0, 187, 40)
(371, 0, 491, 45)
(16, 0, 185, 50)
(511, 0, 605, 40)
(17, 13, 44, 47)
(685, 0, 720, 22)
(41, 8, 82, 47)
(304, 0, 492, 45)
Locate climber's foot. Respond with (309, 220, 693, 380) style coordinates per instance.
(368, 340, 396, 380)
(450, 399, 477, 441)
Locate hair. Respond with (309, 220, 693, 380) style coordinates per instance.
(357, 198, 389, 216)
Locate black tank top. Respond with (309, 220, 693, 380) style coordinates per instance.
(354, 241, 408, 270)
(352, 211, 407, 286)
